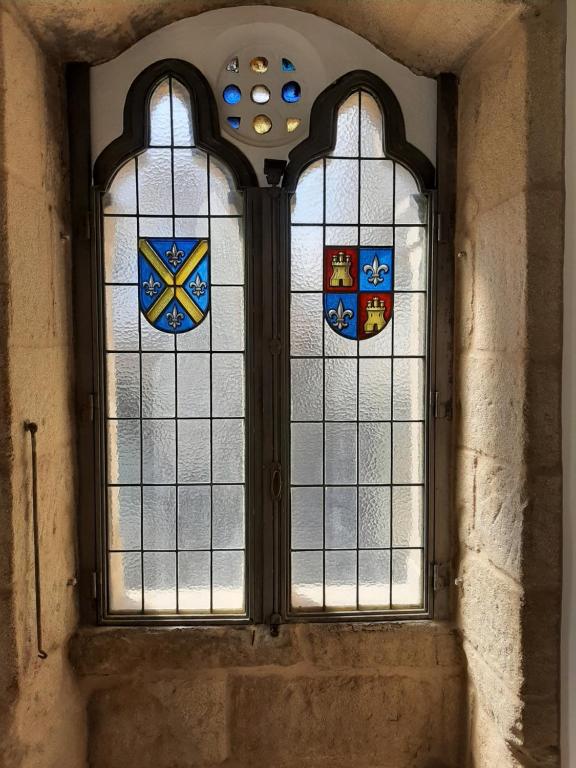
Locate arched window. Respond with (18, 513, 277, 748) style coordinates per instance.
(73, 12, 453, 626)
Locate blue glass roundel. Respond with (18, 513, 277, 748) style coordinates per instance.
(282, 81, 301, 103)
(281, 58, 296, 72)
(227, 116, 241, 129)
(223, 85, 242, 105)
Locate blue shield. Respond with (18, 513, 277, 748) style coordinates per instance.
(323, 246, 394, 340)
(138, 238, 209, 334)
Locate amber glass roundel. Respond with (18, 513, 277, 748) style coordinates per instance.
(253, 114, 272, 134)
(250, 56, 269, 73)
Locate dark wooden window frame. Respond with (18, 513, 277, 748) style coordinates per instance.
(68, 58, 456, 627)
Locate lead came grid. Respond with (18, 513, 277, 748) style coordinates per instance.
(103, 77, 247, 616)
(289, 91, 427, 613)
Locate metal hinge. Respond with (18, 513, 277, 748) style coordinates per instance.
(91, 571, 98, 599)
(88, 392, 96, 422)
(431, 390, 452, 420)
(270, 462, 283, 502)
(433, 562, 451, 592)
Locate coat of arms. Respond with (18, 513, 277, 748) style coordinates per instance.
(323, 246, 393, 340)
(138, 238, 209, 333)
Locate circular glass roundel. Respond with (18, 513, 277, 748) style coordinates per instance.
(253, 114, 272, 135)
(223, 84, 242, 105)
(282, 81, 301, 103)
(251, 85, 270, 104)
(250, 56, 268, 73)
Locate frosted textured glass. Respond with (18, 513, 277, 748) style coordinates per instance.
(177, 353, 210, 417)
(149, 79, 172, 145)
(109, 552, 142, 612)
(331, 92, 359, 157)
(325, 486, 357, 549)
(143, 485, 176, 549)
(178, 419, 210, 483)
(212, 354, 244, 417)
(290, 293, 322, 356)
(392, 486, 424, 547)
(103, 160, 136, 214)
(291, 487, 323, 550)
(395, 227, 427, 290)
(358, 422, 391, 484)
(395, 165, 428, 225)
(291, 551, 323, 609)
(291, 226, 323, 290)
(108, 486, 140, 550)
(142, 420, 176, 484)
(107, 420, 140, 485)
(138, 148, 172, 216)
(393, 358, 425, 421)
(143, 552, 176, 611)
(173, 148, 208, 216)
(325, 423, 357, 485)
(178, 485, 211, 550)
(358, 358, 391, 421)
(178, 552, 210, 613)
(325, 551, 356, 609)
(325, 225, 358, 246)
(211, 217, 244, 285)
(212, 485, 244, 549)
(210, 156, 242, 215)
(176, 317, 210, 351)
(394, 293, 426, 356)
(175, 217, 209, 238)
(326, 159, 358, 224)
(141, 353, 175, 418)
(324, 322, 357, 357)
(212, 287, 244, 351)
(141, 318, 175, 352)
(360, 93, 385, 158)
(212, 419, 244, 484)
(139, 217, 172, 237)
(359, 486, 391, 548)
(291, 358, 323, 421)
(172, 79, 195, 146)
(360, 226, 393, 246)
(291, 423, 323, 485)
(392, 549, 423, 607)
(360, 160, 393, 225)
(212, 550, 245, 612)
(106, 353, 140, 418)
(104, 216, 138, 283)
(358, 319, 392, 357)
(105, 286, 139, 351)
(359, 550, 390, 609)
(291, 159, 323, 224)
(393, 422, 424, 484)
(324, 358, 357, 421)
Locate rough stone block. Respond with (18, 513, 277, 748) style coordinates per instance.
(88, 679, 227, 767)
(229, 672, 464, 767)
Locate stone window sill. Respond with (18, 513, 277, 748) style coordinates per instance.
(70, 621, 462, 677)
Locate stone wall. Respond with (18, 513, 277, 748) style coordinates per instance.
(455, 2, 564, 765)
(0, 6, 86, 767)
(71, 623, 464, 768)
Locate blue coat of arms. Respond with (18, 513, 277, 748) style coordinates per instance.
(138, 238, 209, 333)
(323, 246, 394, 340)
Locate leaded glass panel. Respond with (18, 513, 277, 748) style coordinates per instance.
(103, 77, 246, 616)
(289, 91, 428, 614)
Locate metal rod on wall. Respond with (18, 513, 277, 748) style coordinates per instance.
(24, 421, 48, 659)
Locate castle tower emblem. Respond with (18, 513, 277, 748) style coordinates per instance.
(364, 297, 388, 335)
(329, 251, 354, 288)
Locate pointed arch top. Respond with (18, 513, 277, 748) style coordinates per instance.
(93, 58, 258, 191)
(282, 69, 436, 193)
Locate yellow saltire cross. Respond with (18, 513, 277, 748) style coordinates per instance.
(138, 238, 208, 325)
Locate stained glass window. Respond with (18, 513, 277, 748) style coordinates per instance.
(103, 77, 246, 616)
(289, 91, 428, 614)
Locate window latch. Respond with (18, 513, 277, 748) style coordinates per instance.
(433, 562, 451, 592)
(270, 462, 283, 502)
(432, 390, 452, 420)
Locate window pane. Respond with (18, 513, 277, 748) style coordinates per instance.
(102, 78, 246, 617)
(289, 89, 428, 614)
